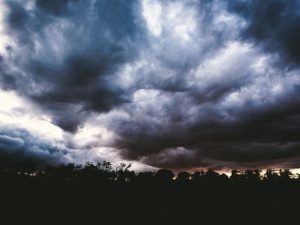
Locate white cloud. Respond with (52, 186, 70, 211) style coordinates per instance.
(142, 0, 162, 37)
(194, 41, 255, 83)
(0, 90, 63, 140)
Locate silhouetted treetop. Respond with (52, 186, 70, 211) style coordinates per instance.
(1, 160, 300, 187)
(176, 171, 190, 182)
(154, 169, 174, 182)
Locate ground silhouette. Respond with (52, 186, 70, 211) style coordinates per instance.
(1, 161, 299, 224)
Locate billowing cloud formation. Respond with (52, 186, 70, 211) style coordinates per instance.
(1, 0, 300, 171)
(1, 0, 143, 132)
(228, 0, 300, 65)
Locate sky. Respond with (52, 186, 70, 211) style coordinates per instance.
(0, 0, 300, 173)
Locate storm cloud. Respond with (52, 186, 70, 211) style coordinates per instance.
(1, 0, 143, 132)
(1, 0, 300, 171)
(0, 128, 67, 168)
(228, 0, 300, 66)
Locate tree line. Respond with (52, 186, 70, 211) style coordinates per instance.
(2, 160, 300, 224)
(1, 160, 300, 185)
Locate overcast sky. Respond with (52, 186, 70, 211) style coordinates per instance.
(1, 0, 300, 172)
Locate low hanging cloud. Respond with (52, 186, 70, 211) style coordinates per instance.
(0, 127, 67, 168)
(0, 0, 300, 171)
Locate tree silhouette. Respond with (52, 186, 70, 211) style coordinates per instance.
(264, 169, 280, 182)
(2, 160, 300, 224)
(96, 161, 115, 181)
(80, 162, 99, 180)
(245, 169, 261, 183)
(154, 169, 174, 183)
(115, 162, 133, 183)
(219, 173, 230, 183)
(204, 169, 220, 183)
(176, 171, 190, 183)
(191, 170, 206, 183)
(135, 171, 155, 184)
(12, 161, 36, 176)
(279, 169, 292, 182)
(231, 169, 261, 184)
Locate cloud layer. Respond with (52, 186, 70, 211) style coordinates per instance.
(1, 0, 300, 171)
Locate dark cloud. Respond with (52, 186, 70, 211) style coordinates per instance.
(0, 129, 67, 169)
(228, 0, 300, 66)
(1, 0, 300, 171)
(111, 83, 300, 169)
(1, 0, 144, 132)
(141, 142, 300, 171)
(6, 1, 30, 30)
(36, 0, 78, 16)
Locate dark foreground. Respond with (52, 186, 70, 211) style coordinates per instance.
(2, 174, 299, 224)
(1, 162, 299, 224)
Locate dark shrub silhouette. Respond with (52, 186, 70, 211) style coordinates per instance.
(176, 171, 190, 182)
(115, 162, 134, 182)
(190, 170, 206, 183)
(264, 169, 280, 182)
(12, 161, 37, 175)
(135, 171, 155, 185)
(154, 169, 174, 183)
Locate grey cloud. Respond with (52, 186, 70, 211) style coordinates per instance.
(1, 0, 300, 170)
(109, 63, 300, 169)
(133, 141, 300, 171)
(0, 135, 24, 152)
(1, 0, 144, 132)
(36, 0, 79, 16)
(0, 128, 68, 168)
(228, 0, 300, 66)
